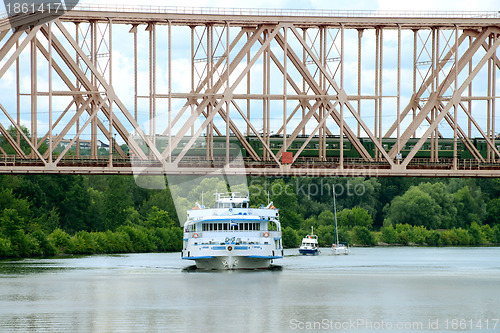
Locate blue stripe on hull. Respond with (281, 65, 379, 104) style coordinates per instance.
(299, 248, 319, 255)
(182, 256, 216, 260)
(247, 255, 283, 259)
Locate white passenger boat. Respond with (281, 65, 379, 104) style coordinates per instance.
(298, 226, 319, 255)
(181, 192, 283, 269)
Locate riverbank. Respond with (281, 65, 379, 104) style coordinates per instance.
(283, 222, 500, 248)
(2, 224, 500, 260)
(0, 226, 183, 259)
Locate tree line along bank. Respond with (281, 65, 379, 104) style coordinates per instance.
(1, 175, 500, 258)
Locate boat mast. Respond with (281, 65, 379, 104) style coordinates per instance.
(333, 186, 339, 246)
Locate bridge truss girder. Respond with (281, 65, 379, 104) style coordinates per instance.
(0, 10, 499, 177)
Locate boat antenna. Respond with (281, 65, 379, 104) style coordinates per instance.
(333, 185, 339, 246)
(267, 190, 270, 206)
(201, 192, 204, 209)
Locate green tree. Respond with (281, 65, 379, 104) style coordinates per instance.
(318, 210, 334, 226)
(166, 227, 183, 251)
(481, 224, 494, 243)
(0, 209, 40, 257)
(337, 207, 373, 229)
(300, 215, 318, 233)
(140, 189, 178, 224)
(425, 230, 440, 246)
(72, 231, 99, 254)
(486, 198, 500, 225)
(0, 236, 13, 257)
(87, 187, 106, 231)
(376, 177, 423, 225)
(280, 210, 302, 230)
(351, 226, 376, 246)
(59, 176, 91, 233)
(270, 179, 302, 229)
(48, 228, 73, 253)
(248, 183, 268, 208)
(0, 125, 32, 155)
(454, 228, 472, 245)
(124, 207, 142, 226)
(380, 225, 398, 244)
(0, 208, 25, 239)
(282, 226, 300, 248)
(31, 230, 57, 256)
(418, 182, 457, 228)
(476, 178, 500, 201)
(383, 186, 442, 229)
(295, 177, 381, 221)
(452, 186, 486, 228)
(408, 225, 429, 245)
(104, 176, 133, 230)
(316, 224, 334, 246)
(336, 178, 381, 219)
(186, 177, 230, 208)
(468, 222, 484, 245)
(117, 225, 157, 252)
(0, 188, 31, 221)
(144, 207, 175, 229)
(492, 225, 500, 243)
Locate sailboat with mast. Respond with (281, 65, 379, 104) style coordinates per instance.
(331, 186, 350, 255)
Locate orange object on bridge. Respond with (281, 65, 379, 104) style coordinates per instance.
(282, 152, 293, 164)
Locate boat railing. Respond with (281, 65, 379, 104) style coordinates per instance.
(186, 230, 281, 239)
(216, 192, 249, 200)
(187, 207, 279, 219)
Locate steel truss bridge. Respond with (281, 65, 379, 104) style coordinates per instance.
(0, 5, 500, 177)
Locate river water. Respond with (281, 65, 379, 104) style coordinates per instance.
(1, 247, 499, 333)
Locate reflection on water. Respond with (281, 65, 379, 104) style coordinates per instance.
(182, 264, 283, 273)
(1, 247, 499, 332)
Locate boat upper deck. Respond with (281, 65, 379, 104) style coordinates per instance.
(186, 207, 279, 224)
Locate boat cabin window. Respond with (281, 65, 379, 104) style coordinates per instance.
(219, 202, 248, 208)
(201, 222, 260, 231)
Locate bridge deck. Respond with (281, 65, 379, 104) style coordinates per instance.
(1, 156, 499, 177)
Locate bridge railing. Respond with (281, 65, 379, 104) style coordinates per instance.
(2, 3, 500, 20)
